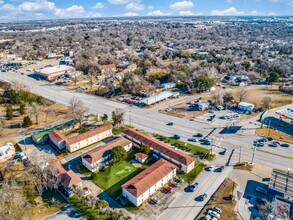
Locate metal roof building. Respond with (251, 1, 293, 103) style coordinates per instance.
(141, 91, 174, 105)
(276, 107, 293, 121)
(269, 169, 293, 197)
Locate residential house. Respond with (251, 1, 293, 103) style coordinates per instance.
(82, 137, 132, 172)
(122, 128, 196, 173)
(122, 159, 177, 207)
(135, 153, 148, 164)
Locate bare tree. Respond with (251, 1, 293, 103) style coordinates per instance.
(28, 102, 41, 124)
(0, 182, 29, 220)
(69, 97, 89, 127)
(43, 100, 53, 122)
(211, 90, 223, 107)
(112, 109, 124, 128)
(236, 88, 249, 102)
(261, 96, 272, 110)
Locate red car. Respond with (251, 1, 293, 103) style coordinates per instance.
(273, 141, 281, 145)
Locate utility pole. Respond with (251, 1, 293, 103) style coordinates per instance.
(129, 110, 132, 126)
(251, 143, 257, 164)
(239, 146, 242, 163)
(210, 138, 213, 155)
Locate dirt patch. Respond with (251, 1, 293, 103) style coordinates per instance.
(256, 127, 293, 144)
(233, 162, 253, 171)
(197, 178, 239, 220)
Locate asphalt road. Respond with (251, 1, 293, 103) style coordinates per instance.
(1, 72, 292, 171)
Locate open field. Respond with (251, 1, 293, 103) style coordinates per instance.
(256, 127, 293, 144)
(197, 178, 239, 220)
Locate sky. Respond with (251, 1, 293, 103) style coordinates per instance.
(0, 0, 292, 20)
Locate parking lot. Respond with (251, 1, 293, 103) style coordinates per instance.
(137, 177, 187, 220)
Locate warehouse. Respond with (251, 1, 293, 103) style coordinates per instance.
(238, 102, 255, 112)
(140, 91, 174, 106)
(34, 65, 76, 80)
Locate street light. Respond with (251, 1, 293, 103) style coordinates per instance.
(251, 142, 259, 164)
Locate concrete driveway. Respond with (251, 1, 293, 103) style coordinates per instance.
(42, 205, 83, 220)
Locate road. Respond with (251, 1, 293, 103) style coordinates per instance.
(42, 205, 83, 220)
(158, 150, 233, 220)
(1, 72, 292, 171)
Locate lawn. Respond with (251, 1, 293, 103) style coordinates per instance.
(153, 134, 215, 160)
(76, 164, 92, 177)
(112, 124, 134, 135)
(92, 160, 146, 198)
(177, 162, 206, 184)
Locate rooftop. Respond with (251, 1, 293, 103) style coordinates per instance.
(122, 128, 196, 166)
(61, 170, 82, 188)
(48, 130, 66, 143)
(82, 137, 132, 164)
(135, 152, 148, 160)
(67, 124, 112, 145)
(37, 65, 75, 75)
(122, 159, 176, 198)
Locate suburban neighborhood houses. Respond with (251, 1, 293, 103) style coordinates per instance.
(0, 13, 293, 220)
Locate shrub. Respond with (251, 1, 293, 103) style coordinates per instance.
(23, 116, 33, 127)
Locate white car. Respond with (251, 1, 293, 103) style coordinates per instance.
(203, 214, 211, 220)
(189, 137, 198, 142)
(208, 210, 220, 218)
(256, 186, 268, 195)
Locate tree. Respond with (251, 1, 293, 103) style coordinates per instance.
(258, 199, 272, 219)
(23, 116, 33, 127)
(236, 88, 248, 102)
(141, 144, 151, 154)
(6, 105, 13, 120)
(111, 109, 124, 128)
(111, 146, 127, 163)
(101, 114, 108, 124)
(29, 102, 41, 124)
(268, 72, 280, 83)
(211, 90, 223, 107)
(69, 97, 89, 127)
(19, 103, 25, 115)
(261, 96, 272, 110)
(0, 119, 5, 137)
(223, 92, 234, 104)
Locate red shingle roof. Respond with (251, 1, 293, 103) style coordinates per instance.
(122, 128, 195, 166)
(122, 159, 176, 197)
(82, 137, 132, 164)
(67, 125, 112, 145)
(48, 130, 66, 143)
(135, 153, 148, 160)
(61, 170, 82, 188)
(48, 157, 66, 175)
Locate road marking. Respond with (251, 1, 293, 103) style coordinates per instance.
(174, 172, 216, 220)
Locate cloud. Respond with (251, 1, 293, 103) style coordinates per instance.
(179, 10, 195, 16)
(93, 2, 104, 9)
(267, 12, 277, 15)
(170, 1, 194, 10)
(0, 1, 4, 5)
(55, 5, 85, 18)
(18, 0, 56, 12)
(211, 7, 245, 15)
(147, 10, 170, 16)
(123, 12, 138, 16)
(108, 0, 129, 5)
(125, 3, 144, 11)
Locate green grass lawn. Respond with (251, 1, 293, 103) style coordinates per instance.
(112, 124, 134, 135)
(76, 164, 92, 177)
(92, 160, 146, 198)
(153, 134, 215, 161)
(178, 162, 206, 184)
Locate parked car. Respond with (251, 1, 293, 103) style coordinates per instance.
(254, 142, 264, 147)
(199, 193, 208, 201)
(173, 134, 180, 140)
(166, 122, 174, 126)
(150, 197, 159, 204)
(267, 137, 273, 141)
(175, 177, 184, 183)
(259, 138, 268, 142)
(189, 137, 198, 142)
(207, 210, 220, 218)
(256, 186, 268, 195)
(269, 143, 278, 147)
(213, 207, 222, 214)
(280, 143, 289, 147)
(196, 133, 203, 137)
(273, 141, 281, 145)
(203, 214, 212, 220)
(217, 166, 225, 172)
(207, 165, 215, 171)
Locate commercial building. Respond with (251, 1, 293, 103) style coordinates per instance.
(122, 159, 177, 207)
(48, 125, 113, 153)
(238, 102, 255, 112)
(161, 82, 176, 90)
(269, 169, 293, 197)
(141, 91, 174, 106)
(276, 107, 293, 121)
(35, 65, 76, 80)
(82, 137, 132, 172)
(122, 128, 196, 173)
(198, 101, 209, 111)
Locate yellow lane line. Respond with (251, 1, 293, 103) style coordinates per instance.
(174, 172, 216, 220)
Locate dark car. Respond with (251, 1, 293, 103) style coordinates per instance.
(166, 122, 174, 126)
(196, 133, 203, 137)
(280, 143, 289, 147)
(267, 137, 273, 141)
(199, 194, 207, 201)
(173, 135, 180, 140)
